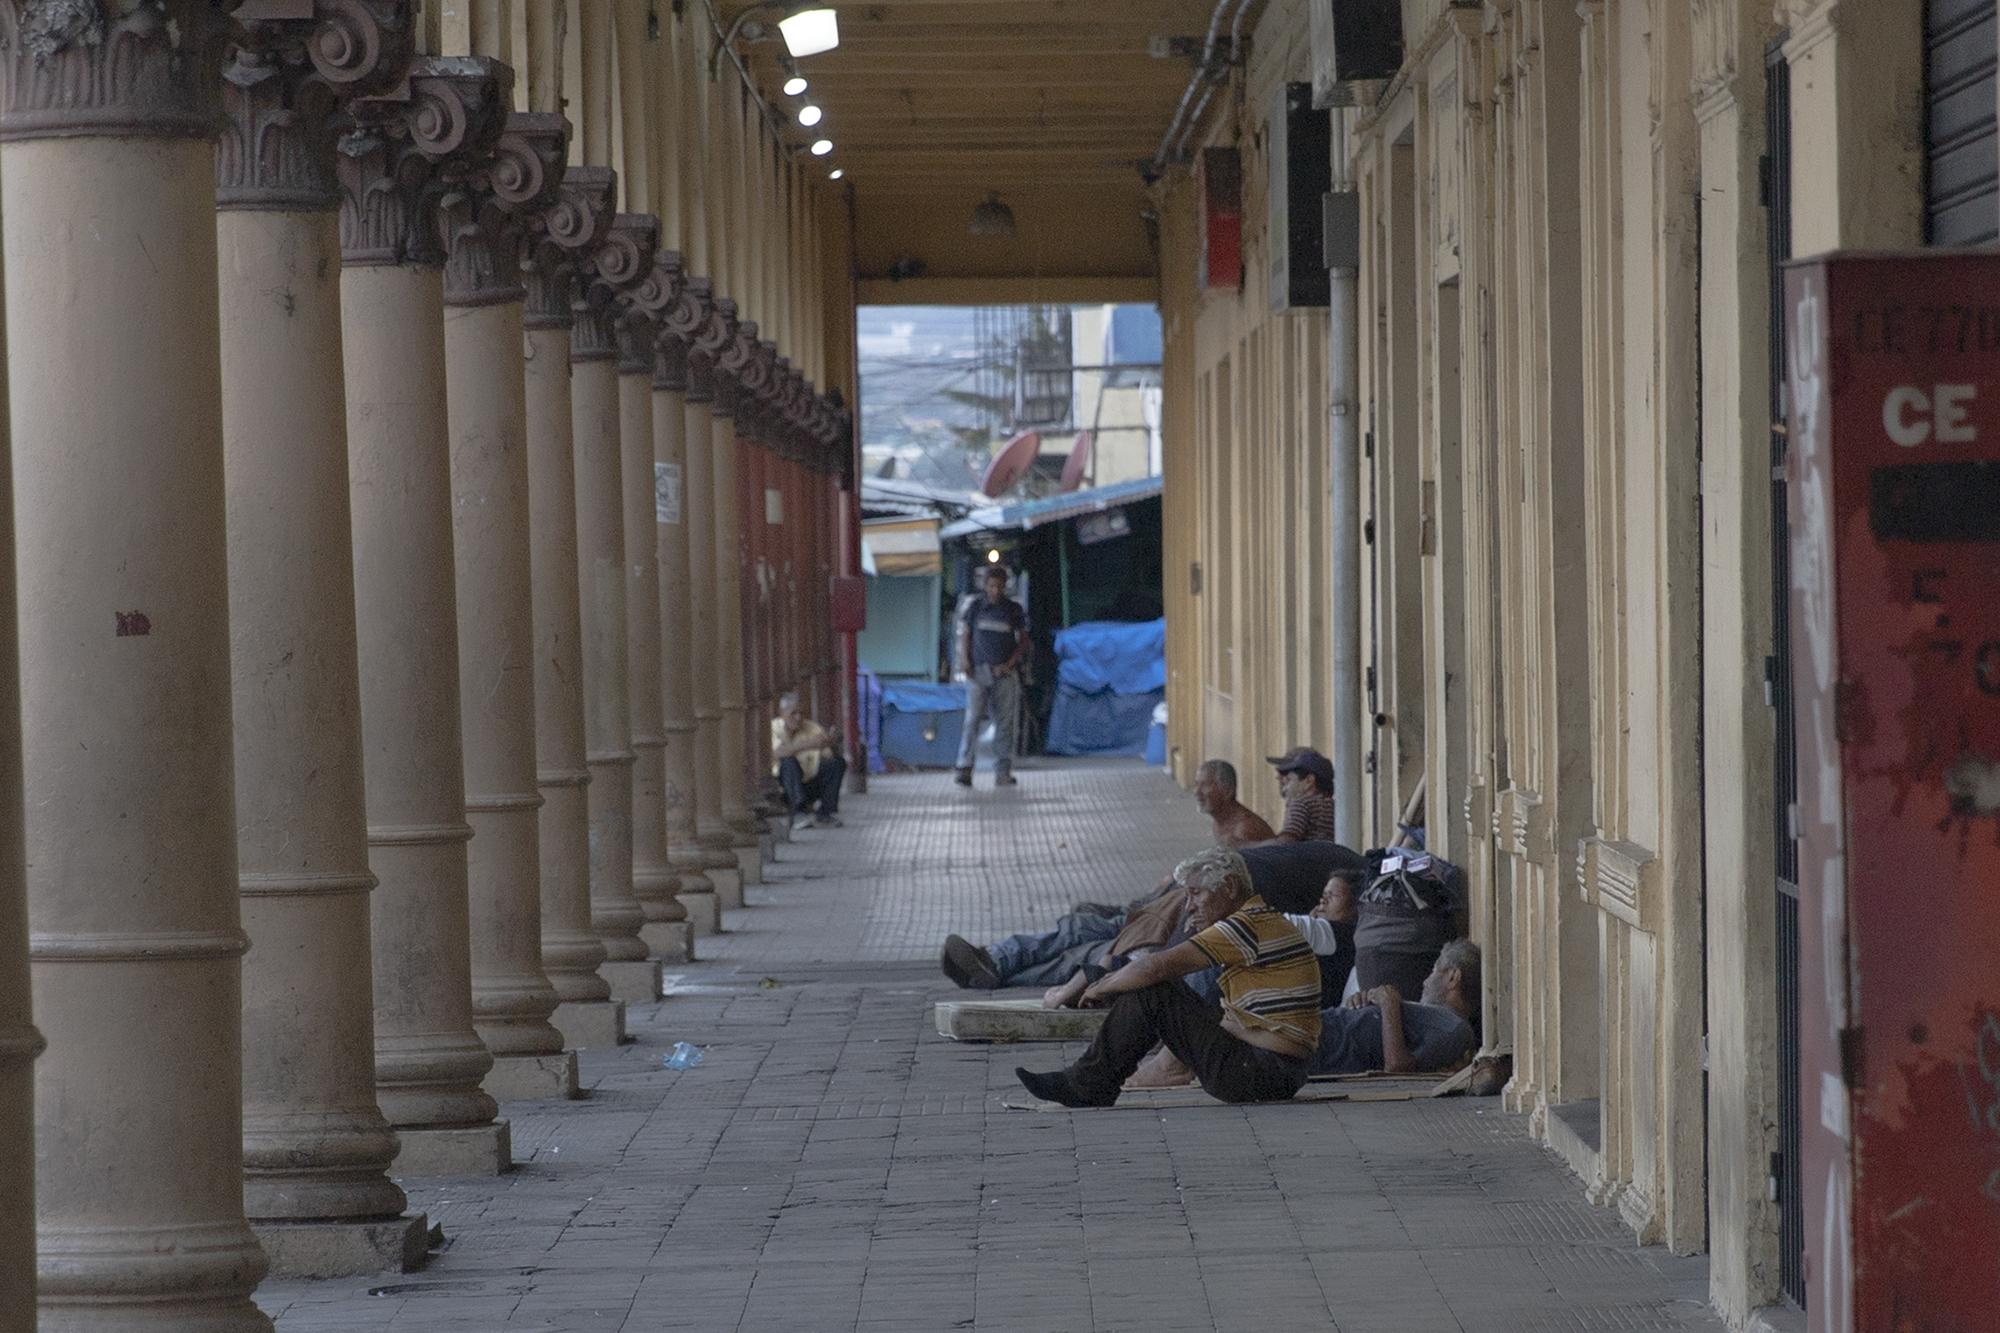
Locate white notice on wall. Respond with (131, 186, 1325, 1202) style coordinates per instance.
(655, 461, 682, 524)
(765, 487, 784, 525)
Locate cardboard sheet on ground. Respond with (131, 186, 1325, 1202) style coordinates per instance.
(1000, 1072, 1447, 1112)
(934, 998, 1110, 1042)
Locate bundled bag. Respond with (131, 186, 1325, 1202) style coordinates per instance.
(1354, 851, 1463, 993)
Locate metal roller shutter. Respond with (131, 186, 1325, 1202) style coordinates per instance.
(1925, 0, 2000, 245)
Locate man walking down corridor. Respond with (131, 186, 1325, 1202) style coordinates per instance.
(772, 691, 847, 828)
(953, 565, 1029, 789)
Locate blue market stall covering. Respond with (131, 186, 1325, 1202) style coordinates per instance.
(1046, 618, 1166, 757)
(857, 667, 885, 774)
(877, 679, 967, 770)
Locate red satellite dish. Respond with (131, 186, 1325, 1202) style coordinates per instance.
(979, 429, 1040, 497)
(1058, 430, 1094, 493)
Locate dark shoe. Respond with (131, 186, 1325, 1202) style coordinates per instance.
(953, 768, 973, 787)
(812, 813, 843, 828)
(940, 935, 1002, 990)
(994, 773, 1018, 787)
(1015, 1066, 1113, 1108)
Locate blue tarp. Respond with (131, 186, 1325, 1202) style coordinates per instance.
(1046, 618, 1166, 756)
(880, 680, 969, 713)
(1052, 618, 1166, 696)
(857, 667, 885, 773)
(1047, 686, 1163, 757)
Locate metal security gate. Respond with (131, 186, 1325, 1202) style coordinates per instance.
(1763, 37, 1806, 1312)
(1925, 0, 2000, 244)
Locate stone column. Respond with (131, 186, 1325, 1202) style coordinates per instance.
(688, 296, 747, 908)
(656, 266, 736, 935)
(0, 104, 37, 1333)
(713, 335, 764, 863)
(2, 2, 269, 1326)
(521, 163, 623, 1051)
(217, 0, 426, 1275)
(612, 293, 701, 952)
(572, 212, 664, 1003)
(340, 57, 513, 1177)
(441, 111, 581, 1102)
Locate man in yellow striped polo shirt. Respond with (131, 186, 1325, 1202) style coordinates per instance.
(1014, 846, 1321, 1108)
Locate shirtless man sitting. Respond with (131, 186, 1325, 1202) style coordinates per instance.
(1194, 759, 1275, 845)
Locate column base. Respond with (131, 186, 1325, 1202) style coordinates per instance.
(390, 1122, 512, 1177)
(734, 844, 762, 886)
(599, 958, 665, 1002)
(482, 1051, 580, 1103)
(709, 865, 743, 910)
(253, 1212, 429, 1280)
(551, 999, 627, 1050)
(640, 919, 694, 961)
(680, 892, 721, 937)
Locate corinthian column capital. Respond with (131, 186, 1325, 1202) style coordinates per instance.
(702, 299, 741, 416)
(218, 0, 412, 210)
(646, 252, 692, 392)
(671, 280, 715, 404)
(572, 210, 654, 364)
(334, 53, 508, 266)
(609, 247, 674, 376)
(523, 163, 613, 331)
(439, 108, 568, 307)
(0, 0, 243, 140)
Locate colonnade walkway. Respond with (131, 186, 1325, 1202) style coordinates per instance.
(255, 759, 1726, 1332)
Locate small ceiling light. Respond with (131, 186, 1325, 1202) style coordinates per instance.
(968, 192, 1017, 239)
(779, 7, 840, 58)
(810, 138, 834, 156)
(828, 168, 845, 180)
(986, 548, 1002, 564)
(784, 74, 809, 96)
(798, 103, 824, 127)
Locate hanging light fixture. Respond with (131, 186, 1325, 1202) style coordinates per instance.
(828, 168, 845, 180)
(711, 4, 841, 78)
(810, 138, 834, 156)
(778, 6, 840, 58)
(798, 104, 823, 127)
(968, 192, 1016, 239)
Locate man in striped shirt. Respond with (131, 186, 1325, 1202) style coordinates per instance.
(1015, 847, 1321, 1108)
(1266, 747, 1337, 843)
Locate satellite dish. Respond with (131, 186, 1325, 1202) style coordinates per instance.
(1058, 430, 1094, 493)
(979, 430, 1040, 497)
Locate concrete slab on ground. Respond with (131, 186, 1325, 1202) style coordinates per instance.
(259, 759, 1726, 1333)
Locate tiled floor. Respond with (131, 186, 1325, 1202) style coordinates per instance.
(258, 758, 1726, 1332)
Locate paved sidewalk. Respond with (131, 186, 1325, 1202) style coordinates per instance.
(259, 758, 1726, 1332)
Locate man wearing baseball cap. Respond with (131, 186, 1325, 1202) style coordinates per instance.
(1266, 746, 1336, 843)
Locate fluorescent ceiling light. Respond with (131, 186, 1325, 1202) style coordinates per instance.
(798, 104, 823, 127)
(779, 7, 839, 59)
(784, 75, 809, 96)
(810, 138, 834, 156)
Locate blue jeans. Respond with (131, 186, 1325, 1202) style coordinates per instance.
(987, 910, 1123, 986)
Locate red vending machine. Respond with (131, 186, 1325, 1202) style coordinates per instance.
(1785, 251, 2000, 1331)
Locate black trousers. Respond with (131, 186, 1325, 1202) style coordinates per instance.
(1069, 981, 1309, 1105)
(778, 753, 845, 816)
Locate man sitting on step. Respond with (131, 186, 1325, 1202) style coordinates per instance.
(771, 691, 845, 829)
(1013, 847, 1320, 1108)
